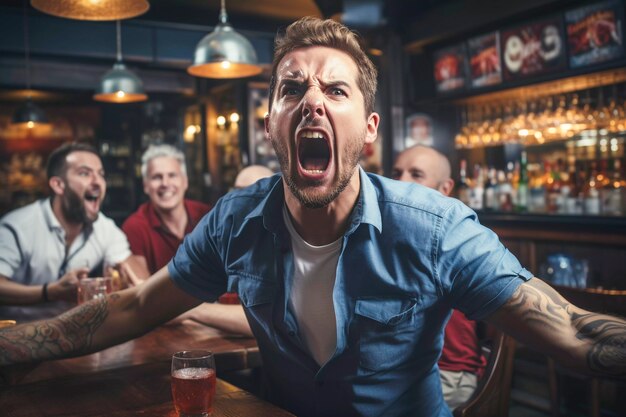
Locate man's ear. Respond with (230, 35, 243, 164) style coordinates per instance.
(365, 112, 380, 144)
(49, 176, 65, 195)
(264, 113, 271, 140)
(439, 178, 455, 197)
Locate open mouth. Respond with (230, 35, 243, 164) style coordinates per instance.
(84, 191, 100, 203)
(298, 131, 330, 174)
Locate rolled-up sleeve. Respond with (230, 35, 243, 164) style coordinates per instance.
(437, 202, 533, 320)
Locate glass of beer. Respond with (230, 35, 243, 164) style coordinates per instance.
(171, 350, 217, 417)
(77, 277, 112, 305)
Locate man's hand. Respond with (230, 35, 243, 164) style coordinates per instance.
(48, 268, 89, 303)
(112, 255, 150, 288)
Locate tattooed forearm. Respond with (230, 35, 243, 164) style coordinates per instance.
(504, 279, 571, 334)
(0, 296, 110, 365)
(571, 312, 626, 376)
(503, 279, 626, 377)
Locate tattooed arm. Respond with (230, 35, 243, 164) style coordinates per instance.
(0, 267, 201, 366)
(487, 278, 626, 377)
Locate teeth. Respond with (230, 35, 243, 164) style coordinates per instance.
(301, 131, 324, 139)
(304, 169, 324, 174)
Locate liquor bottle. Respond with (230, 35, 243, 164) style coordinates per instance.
(457, 159, 471, 205)
(546, 159, 564, 214)
(468, 164, 484, 210)
(498, 169, 513, 212)
(516, 152, 528, 213)
(528, 162, 546, 213)
(484, 167, 498, 211)
(603, 159, 626, 215)
(583, 162, 601, 215)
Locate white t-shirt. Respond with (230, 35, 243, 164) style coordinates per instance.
(0, 198, 131, 322)
(283, 205, 341, 366)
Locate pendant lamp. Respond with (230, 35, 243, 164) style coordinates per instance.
(12, 0, 50, 129)
(187, 0, 262, 79)
(94, 20, 147, 103)
(30, 0, 149, 21)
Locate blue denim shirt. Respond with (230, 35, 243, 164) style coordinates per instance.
(169, 168, 533, 417)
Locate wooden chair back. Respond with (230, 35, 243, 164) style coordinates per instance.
(453, 324, 517, 417)
(547, 285, 626, 417)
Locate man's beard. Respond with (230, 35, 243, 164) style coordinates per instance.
(62, 186, 94, 225)
(270, 130, 365, 209)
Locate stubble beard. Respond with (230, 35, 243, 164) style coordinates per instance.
(269, 129, 366, 209)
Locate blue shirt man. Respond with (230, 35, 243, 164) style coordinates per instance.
(169, 169, 532, 416)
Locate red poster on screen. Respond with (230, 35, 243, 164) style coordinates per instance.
(566, 0, 624, 68)
(468, 32, 502, 88)
(433, 43, 468, 93)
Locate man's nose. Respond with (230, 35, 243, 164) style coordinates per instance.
(302, 87, 324, 119)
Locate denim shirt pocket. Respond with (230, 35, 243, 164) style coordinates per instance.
(354, 297, 422, 371)
(234, 272, 277, 308)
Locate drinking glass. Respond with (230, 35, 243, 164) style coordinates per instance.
(77, 277, 112, 305)
(171, 350, 217, 417)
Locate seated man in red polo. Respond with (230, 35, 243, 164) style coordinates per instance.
(122, 144, 211, 276)
(392, 145, 486, 410)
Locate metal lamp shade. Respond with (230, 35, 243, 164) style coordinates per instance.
(12, 98, 50, 128)
(187, 22, 262, 79)
(30, 0, 149, 21)
(94, 62, 147, 103)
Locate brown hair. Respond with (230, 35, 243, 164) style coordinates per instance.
(269, 17, 378, 114)
(46, 142, 99, 180)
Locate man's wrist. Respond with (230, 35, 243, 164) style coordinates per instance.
(42, 283, 49, 302)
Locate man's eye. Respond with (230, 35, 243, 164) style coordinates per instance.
(330, 88, 346, 96)
(283, 86, 300, 96)
(391, 170, 401, 179)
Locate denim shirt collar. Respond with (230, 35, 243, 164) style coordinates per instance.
(246, 167, 383, 236)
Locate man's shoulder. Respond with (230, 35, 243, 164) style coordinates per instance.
(0, 199, 46, 228)
(92, 211, 124, 234)
(184, 199, 212, 215)
(122, 203, 151, 229)
(366, 173, 459, 218)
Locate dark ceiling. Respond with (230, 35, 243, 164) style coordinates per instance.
(1, 0, 582, 49)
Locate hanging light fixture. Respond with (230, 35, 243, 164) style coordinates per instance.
(94, 20, 147, 103)
(187, 0, 262, 79)
(30, 0, 149, 21)
(12, 0, 50, 129)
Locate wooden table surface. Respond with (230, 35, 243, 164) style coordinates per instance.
(0, 318, 293, 416)
(2, 317, 260, 386)
(0, 362, 294, 417)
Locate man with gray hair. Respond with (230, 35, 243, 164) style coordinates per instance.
(122, 144, 211, 275)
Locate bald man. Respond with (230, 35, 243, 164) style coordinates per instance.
(392, 145, 486, 410)
(391, 145, 454, 196)
(234, 165, 275, 189)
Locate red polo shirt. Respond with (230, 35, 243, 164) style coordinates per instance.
(438, 310, 486, 376)
(122, 199, 211, 274)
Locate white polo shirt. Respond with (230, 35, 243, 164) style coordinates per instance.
(0, 198, 131, 322)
